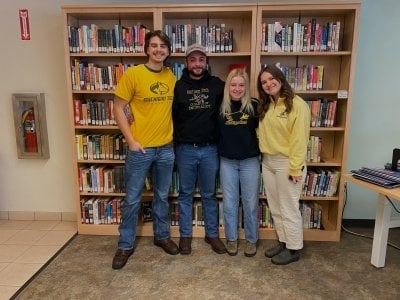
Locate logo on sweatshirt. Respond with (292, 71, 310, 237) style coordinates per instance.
(277, 110, 288, 118)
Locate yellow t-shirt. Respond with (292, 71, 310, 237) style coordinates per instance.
(114, 64, 176, 147)
(259, 95, 310, 176)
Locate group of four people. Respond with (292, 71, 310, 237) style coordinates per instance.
(111, 30, 310, 270)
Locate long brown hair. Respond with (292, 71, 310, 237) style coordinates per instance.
(257, 65, 294, 120)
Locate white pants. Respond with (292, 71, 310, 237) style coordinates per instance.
(262, 154, 306, 250)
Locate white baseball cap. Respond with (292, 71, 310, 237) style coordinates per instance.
(186, 44, 207, 57)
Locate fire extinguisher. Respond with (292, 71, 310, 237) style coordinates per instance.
(22, 108, 38, 152)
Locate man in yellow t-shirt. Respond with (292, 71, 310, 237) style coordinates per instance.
(112, 30, 178, 270)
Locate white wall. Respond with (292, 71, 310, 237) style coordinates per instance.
(0, 1, 75, 213)
(344, 0, 400, 218)
(0, 0, 398, 218)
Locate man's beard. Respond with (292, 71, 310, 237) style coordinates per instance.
(188, 68, 206, 78)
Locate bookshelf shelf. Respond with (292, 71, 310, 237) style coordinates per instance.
(77, 159, 124, 164)
(63, 2, 359, 242)
(260, 51, 352, 56)
(70, 53, 147, 57)
(75, 125, 119, 130)
(72, 91, 115, 94)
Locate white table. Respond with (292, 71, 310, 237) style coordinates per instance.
(343, 174, 400, 268)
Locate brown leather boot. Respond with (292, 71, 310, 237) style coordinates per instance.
(179, 237, 192, 255)
(205, 236, 227, 254)
(154, 238, 179, 255)
(112, 248, 134, 270)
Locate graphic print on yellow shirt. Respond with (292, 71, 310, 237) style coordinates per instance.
(114, 64, 176, 147)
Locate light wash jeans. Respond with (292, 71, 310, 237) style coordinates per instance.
(117, 144, 174, 250)
(175, 144, 219, 238)
(220, 156, 260, 243)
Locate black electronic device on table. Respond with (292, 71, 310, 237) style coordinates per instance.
(391, 148, 400, 171)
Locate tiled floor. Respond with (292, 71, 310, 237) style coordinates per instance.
(0, 220, 77, 300)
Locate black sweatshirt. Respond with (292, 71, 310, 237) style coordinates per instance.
(217, 99, 260, 160)
(172, 68, 224, 144)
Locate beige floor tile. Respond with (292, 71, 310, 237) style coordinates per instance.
(15, 245, 62, 264)
(27, 220, 60, 231)
(34, 230, 76, 246)
(0, 229, 19, 244)
(0, 263, 9, 272)
(0, 221, 75, 296)
(3, 230, 47, 245)
(0, 262, 41, 286)
(0, 220, 33, 230)
(52, 221, 77, 231)
(0, 245, 30, 263)
(0, 285, 20, 300)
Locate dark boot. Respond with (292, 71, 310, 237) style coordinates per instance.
(179, 237, 192, 255)
(112, 248, 134, 270)
(205, 236, 227, 254)
(154, 238, 180, 255)
(264, 241, 285, 258)
(271, 248, 300, 265)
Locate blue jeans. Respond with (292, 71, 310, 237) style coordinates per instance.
(118, 144, 174, 250)
(175, 144, 219, 238)
(220, 156, 260, 243)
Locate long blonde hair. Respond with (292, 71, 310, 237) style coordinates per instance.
(220, 68, 254, 117)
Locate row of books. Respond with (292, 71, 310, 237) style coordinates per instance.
(68, 19, 340, 54)
(141, 200, 323, 230)
(73, 99, 116, 126)
(261, 20, 341, 52)
(80, 197, 123, 224)
(81, 196, 324, 231)
(142, 200, 275, 229)
(273, 63, 324, 91)
(300, 201, 323, 229)
(307, 135, 322, 163)
(68, 24, 149, 54)
(168, 62, 186, 80)
(302, 169, 340, 197)
(72, 96, 336, 129)
(71, 60, 133, 91)
(78, 165, 125, 193)
(75, 134, 127, 161)
(164, 23, 233, 54)
(87, 166, 337, 198)
(307, 99, 337, 128)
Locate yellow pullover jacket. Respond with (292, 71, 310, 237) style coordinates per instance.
(259, 95, 310, 176)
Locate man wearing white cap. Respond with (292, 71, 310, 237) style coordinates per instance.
(173, 44, 226, 255)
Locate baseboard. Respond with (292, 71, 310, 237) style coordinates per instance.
(0, 211, 76, 222)
(342, 219, 375, 228)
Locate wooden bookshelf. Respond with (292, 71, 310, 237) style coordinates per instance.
(256, 1, 360, 241)
(62, 2, 360, 242)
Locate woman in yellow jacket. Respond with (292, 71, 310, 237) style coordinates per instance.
(257, 65, 310, 265)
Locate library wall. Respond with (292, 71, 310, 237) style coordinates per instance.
(0, 0, 399, 220)
(344, 0, 400, 219)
